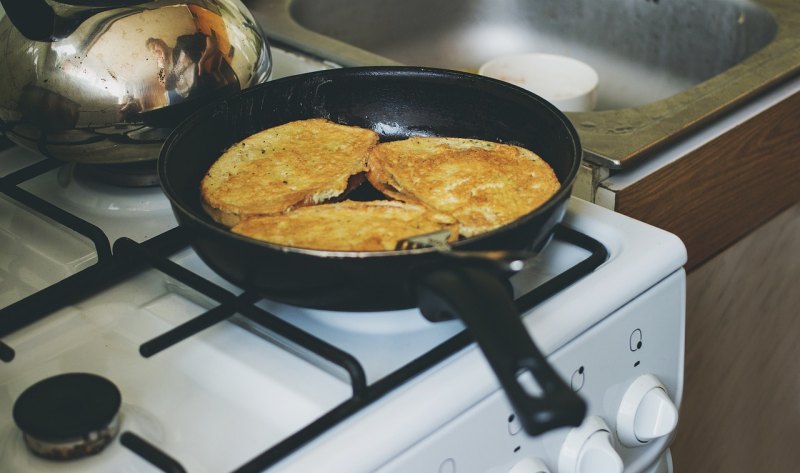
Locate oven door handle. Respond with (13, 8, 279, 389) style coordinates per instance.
(416, 265, 587, 436)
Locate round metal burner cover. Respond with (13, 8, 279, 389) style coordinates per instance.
(13, 373, 122, 441)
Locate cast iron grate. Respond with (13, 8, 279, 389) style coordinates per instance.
(0, 157, 115, 361)
(0, 152, 608, 471)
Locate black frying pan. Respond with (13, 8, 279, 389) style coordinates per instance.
(158, 67, 585, 435)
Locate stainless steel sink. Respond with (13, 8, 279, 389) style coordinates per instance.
(246, 0, 800, 168)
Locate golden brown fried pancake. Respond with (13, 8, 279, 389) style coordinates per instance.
(367, 137, 560, 237)
(231, 200, 458, 251)
(201, 118, 379, 226)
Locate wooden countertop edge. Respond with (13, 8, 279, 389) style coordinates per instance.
(611, 91, 800, 271)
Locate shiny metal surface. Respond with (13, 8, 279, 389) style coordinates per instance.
(247, 0, 800, 168)
(0, 0, 271, 163)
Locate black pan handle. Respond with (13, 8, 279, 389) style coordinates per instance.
(416, 266, 586, 435)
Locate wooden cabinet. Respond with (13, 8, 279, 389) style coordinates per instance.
(612, 91, 800, 270)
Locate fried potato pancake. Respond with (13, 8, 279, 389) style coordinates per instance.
(231, 200, 458, 251)
(201, 118, 379, 226)
(367, 137, 560, 237)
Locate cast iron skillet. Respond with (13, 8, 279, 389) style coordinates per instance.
(158, 66, 585, 435)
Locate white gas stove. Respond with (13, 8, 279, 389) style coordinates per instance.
(0, 50, 686, 473)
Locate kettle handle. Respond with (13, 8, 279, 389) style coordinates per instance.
(0, 0, 143, 41)
(0, 0, 61, 41)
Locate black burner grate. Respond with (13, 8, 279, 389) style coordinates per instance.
(0, 152, 608, 472)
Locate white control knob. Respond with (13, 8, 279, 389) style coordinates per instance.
(616, 374, 679, 447)
(558, 416, 623, 473)
(509, 457, 551, 473)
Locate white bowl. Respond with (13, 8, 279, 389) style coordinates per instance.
(478, 53, 599, 112)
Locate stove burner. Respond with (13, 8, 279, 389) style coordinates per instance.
(74, 160, 159, 187)
(12, 373, 122, 460)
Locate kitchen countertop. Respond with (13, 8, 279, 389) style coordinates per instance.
(594, 72, 800, 269)
(249, 0, 800, 170)
(570, 0, 800, 168)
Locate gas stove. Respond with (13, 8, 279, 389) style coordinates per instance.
(0, 50, 686, 473)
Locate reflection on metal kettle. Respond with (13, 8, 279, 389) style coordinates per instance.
(0, 0, 272, 164)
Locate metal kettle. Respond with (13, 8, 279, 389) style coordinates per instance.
(0, 0, 271, 163)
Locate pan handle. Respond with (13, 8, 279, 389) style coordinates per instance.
(416, 266, 586, 435)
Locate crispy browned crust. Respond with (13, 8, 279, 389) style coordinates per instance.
(367, 137, 560, 237)
(231, 200, 458, 251)
(201, 118, 379, 226)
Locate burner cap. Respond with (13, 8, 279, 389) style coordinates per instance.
(13, 373, 122, 459)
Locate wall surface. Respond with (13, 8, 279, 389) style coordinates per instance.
(671, 201, 800, 471)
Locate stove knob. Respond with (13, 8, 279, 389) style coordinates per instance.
(558, 416, 623, 473)
(616, 374, 678, 447)
(509, 457, 551, 473)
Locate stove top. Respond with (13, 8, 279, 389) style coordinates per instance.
(0, 50, 686, 473)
